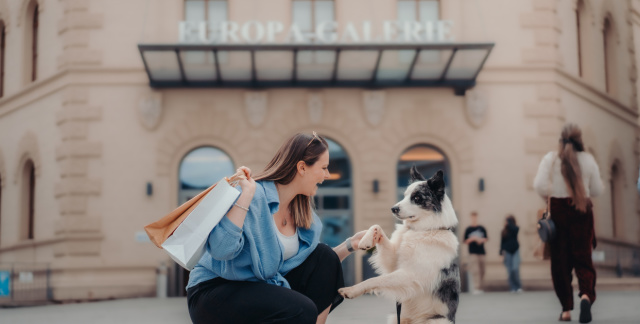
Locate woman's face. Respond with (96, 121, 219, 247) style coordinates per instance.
(303, 150, 330, 196)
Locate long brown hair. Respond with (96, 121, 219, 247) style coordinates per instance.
(254, 132, 329, 229)
(501, 215, 517, 238)
(558, 123, 588, 212)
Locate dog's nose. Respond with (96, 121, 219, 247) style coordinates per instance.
(391, 206, 400, 214)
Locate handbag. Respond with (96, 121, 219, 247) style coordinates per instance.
(537, 158, 557, 243)
(144, 171, 245, 270)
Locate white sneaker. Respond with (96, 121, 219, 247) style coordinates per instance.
(471, 289, 484, 295)
(516, 288, 523, 293)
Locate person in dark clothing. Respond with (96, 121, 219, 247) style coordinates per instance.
(500, 215, 522, 293)
(533, 124, 603, 323)
(464, 211, 488, 294)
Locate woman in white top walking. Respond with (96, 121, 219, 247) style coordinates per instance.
(533, 123, 603, 323)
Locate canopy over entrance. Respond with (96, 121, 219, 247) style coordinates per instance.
(138, 42, 493, 95)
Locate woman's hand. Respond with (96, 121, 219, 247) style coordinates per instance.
(349, 230, 377, 251)
(236, 166, 256, 194)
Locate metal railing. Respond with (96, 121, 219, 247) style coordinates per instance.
(0, 263, 51, 306)
(592, 237, 640, 277)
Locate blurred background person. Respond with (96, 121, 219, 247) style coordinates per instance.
(500, 215, 522, 293)
(533, 123, 603, 323)
(464, 211, 488, 294)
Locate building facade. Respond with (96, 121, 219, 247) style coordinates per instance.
(0, 0, 639, 301)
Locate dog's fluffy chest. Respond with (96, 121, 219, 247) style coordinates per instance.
(392, 226, 458, 268)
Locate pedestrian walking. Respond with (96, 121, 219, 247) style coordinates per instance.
(186, 132, 368, 324)
(464, 211, 488, 294)
(500, 215, 522, 293)
(533, 123, 603, 323)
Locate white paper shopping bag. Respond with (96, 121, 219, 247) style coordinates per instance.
(161, 178, 240, 270)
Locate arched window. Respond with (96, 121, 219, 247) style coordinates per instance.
(397, 144, 451, 201)
(25, 1, 39, 83)
(575, 0, 585, 77)
(31, 4, 38, 81)
(0, 20, 5, 97)
(178, 146, 234, 204)
(609, 163, 624, 238)
(21, 160, 35, 240)
(314, 138, 354, 285)
(603, 17, 616, 95)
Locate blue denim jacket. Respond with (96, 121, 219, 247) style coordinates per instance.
(187, 181, 322, 290)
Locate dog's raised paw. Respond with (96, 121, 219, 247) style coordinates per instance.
(338, 286, 363, 299)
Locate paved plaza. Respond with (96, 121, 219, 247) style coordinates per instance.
(1, 290, 639, 323)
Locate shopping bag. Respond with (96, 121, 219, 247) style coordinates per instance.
(144, 171, 245, 270)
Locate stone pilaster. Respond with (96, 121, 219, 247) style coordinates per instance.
(54, 86, 103, 258)
(57, 0, 103, 69)
(520, 0, 562, 67)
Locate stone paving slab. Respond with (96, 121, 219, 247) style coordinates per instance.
(1, 290, 639, 323)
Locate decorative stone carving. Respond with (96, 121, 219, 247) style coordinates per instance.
(362, 90, 385, 126)
(138, 91, 163, 131)
(245, 91, 268, 127)
(308, 92, 323, 125)
(465, 88, 489, 128)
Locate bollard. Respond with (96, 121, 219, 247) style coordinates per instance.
(156, 262, 168, 298)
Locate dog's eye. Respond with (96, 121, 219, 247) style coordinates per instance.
(413, 196, 421, 203)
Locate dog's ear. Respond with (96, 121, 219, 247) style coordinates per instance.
(409, 165, 426, 183)
(427, 170, 446, 200)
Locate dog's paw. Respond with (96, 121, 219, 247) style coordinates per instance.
(338, 286, 364, 299)
(358, 225, 382, 250)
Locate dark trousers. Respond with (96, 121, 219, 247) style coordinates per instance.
(187, 243, 344, 324)
(549, 198, 597, 311)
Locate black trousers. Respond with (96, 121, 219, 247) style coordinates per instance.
(549, 198, 597, 311)
(187, 243, 344, 324)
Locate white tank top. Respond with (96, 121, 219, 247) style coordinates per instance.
(274, 222, 299, 260)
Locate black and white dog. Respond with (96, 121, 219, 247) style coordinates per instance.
(339, 167, 460, 324)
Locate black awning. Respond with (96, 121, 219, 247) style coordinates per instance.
(138, 43, 493, 94)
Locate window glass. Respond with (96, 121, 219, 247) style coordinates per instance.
(178, 147, 234, 203)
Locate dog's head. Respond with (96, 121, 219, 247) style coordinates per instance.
(391, 167, 458, 230)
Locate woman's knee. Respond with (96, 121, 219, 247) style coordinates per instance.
(284, 297, 318, 324)
(314, 243, 340, 265)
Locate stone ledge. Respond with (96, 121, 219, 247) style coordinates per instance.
(58, 159, 89, 178)
(523, 102, 565, 117)
(533, 0, 556, 11)
(522, 47, 560, 64)
(536, 84, 560, 101)
(58, 13, 104, 34)
(62, 30, 90, 49)
(54, 216, 101, 235)
(56, 105, 101, 124)
(57, 49, 103, 69)
(54, 178, 101, 198)
(534, 29, 558, 46)
(62, 0, 90, 13)
(53, 237, 103, 257)
(62, 87, 89, 105)
(55, 142, 102, 160)
(520, 12, 561, 30)
(59, 121, 89, 140)
(57, 195, 89, 215)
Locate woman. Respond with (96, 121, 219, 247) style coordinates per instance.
(186, 132, 368, 324)
(500, 215, 522, 293)
(533, 124, 603, 323)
